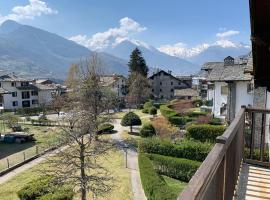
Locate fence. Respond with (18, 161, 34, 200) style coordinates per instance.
(0, 145, 48, 173)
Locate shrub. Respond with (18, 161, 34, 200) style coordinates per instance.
(31, 119, 55, 126)
(168, 116, 190, 126)
(185, 111, 207, 118)
(186, 124, 226, 143)
(18, 176, 74, 200)
(98, 123, 114, 134)
(194, 115, 212, 124)
(121, 112, 142, 133)
(160, 105, 178, 118)
(139, 138, 212, 162)
(149, 106, 157, 116)
(209, 118, 223, 125)
(144, 100, 154, 110)
(153, 103, 164, 109)
(140, 123, 156, 137)
(149, 154, 201, 182)
(142, 108, 149, 114)
(138, 153, 177, 200)
(192, 99, 203, 107)
(0, 113, 20, 128)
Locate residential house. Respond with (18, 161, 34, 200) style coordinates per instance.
(100, 74, 127, 98)
(204, 56, 253, 122)
(174, 88, 199, 100)
(148, 70, 189, 100)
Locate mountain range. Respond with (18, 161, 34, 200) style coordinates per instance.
(0, 20, 251, 79)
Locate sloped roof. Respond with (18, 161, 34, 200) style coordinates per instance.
(174, 88, 199, 97)
(100, 75, 126, 87)
(202, 62, 224, 70)
(0, 74, 30, 82)
(207, 64, 253, 81)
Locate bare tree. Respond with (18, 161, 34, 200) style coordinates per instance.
(44, 54, 115, 200)
(128, 72, 151, 108)
(51, 93, 67, 116)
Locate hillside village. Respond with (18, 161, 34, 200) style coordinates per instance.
(0, 1, 270, 200)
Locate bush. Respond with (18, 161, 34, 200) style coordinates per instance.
(0, 113, 20, 128)
(140, 123, 156, 137)
(121, 112, 142, 133)
(18, 176, 74, 200)
(149, 154, 201, 182)
(139, 153, 177, 200)
(160, 105, 178, 118)
(153, 103, 164, 109)
(186, 124, 226, 143)
(168, 116, 190, 126)
(192, 99, 203, 107)
(31, 119, 55, 126)
(142, 108, 149, 114)
(144, 100, 154, 110)
(185, 111, 207, 118)
(98, 123, 114, 134)
(209, 118, 223, 125)
(139, 138, 212, 162)
(149, 107, 157, 116)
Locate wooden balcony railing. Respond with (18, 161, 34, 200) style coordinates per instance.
(178, 106, 270, 200)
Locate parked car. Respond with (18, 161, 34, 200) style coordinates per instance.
(3, 133, 35, 143)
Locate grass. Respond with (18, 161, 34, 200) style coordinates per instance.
(162, 175, 187, 196)
(0, 149, 132, 200)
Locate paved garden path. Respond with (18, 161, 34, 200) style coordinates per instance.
(111, 119, 147, 200)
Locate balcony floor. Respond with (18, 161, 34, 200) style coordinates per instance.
(234, 163, 270, 200)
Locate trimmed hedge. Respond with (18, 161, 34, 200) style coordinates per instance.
(98, 123, 114, 134)
(186, 124, 226, 143)
(139, 138, 212, 162)
(192, 99, 203, 107)
(209, 118, 223, 125)
(140, 123, 156, 137)
(160, 105, 178, 118)
(149, 154, 201, 182)
(168, 116, 191, 126)
(185, 111, 208, 118)
(18, 176, 74, 200)
(138, 153, 177, 200)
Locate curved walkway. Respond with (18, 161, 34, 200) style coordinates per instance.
(111, 119, 146, 200)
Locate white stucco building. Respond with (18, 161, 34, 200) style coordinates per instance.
(100, 74, 127, 98)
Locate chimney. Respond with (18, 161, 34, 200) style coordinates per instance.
(224, 56, 235, 66)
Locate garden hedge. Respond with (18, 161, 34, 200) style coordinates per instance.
(139, 138, 212, 162)
(186, 124, 226, 143)
(149, 154, 201, 182)
(140, 123, 156, 137)
(168, 116, 191, 126)
(18, 176, 74, 200)
(160, 105, 178, 118)
(98, 123, 114, 134)
(149, 106, 157, 116)
(138, 153, 177, 200)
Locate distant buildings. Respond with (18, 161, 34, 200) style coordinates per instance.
(0, 74, 66, 110)
(100, 74, 127, 98)
(148, 70, 190, 100)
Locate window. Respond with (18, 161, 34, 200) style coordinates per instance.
(22, 100, 30, 108)
(32, 99, 39, 105)
(160, 82, 162, 85)
(0, 82, 1, 87)
(171, 82, 173, 85)
(160, 89, 162, 92)
(21, 82, 29, 87)
(178, 82, 181, 85)
(22, 91, 30, 99)
(152, 89, 154, 92)
(12, 92, 17, 97)
(12, 101, 18, 107)
(247, 82, 254, 93)
(11, 82, 16, 87)
(221, 86, 228, 95)
(171, 89, 174, 92)
(208, 84, 215, 90)
(31, 91, 38, 96)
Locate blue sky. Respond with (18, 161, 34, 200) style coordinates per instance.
(0, 0, 251, 56)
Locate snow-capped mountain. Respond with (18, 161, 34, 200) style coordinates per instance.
(102, 39, 201, 75)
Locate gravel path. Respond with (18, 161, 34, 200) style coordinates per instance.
(111, 119, 147, 200)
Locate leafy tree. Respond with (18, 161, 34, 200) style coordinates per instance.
(140, 123, 156, 137)
(128, 48, 148, 77)
(121, 112, 142, 133)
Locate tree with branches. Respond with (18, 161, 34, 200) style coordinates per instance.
(45, 54, 115, 200)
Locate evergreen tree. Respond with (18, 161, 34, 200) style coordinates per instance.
(128, 48, 148, 77)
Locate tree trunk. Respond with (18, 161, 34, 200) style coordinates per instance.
(80, 138, 87, 200)
(130, 125, 132, 133)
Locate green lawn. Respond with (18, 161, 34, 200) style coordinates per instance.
(162, 175, 187, 196)
(0, 149, 132, 200)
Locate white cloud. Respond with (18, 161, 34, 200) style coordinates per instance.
(216, 30, 240, 38)
(69, 17, 147, 50)
(0, 0, 58, 24)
